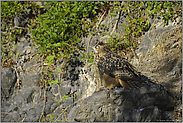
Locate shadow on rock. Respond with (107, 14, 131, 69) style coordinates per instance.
(68, 76, 175, 122)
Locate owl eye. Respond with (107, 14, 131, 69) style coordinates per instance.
(95, 46, 98, 50)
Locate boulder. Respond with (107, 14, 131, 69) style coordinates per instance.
(68, 82, 174, 122)
(1, 68, 17, 101)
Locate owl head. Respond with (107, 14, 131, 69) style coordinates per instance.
(93, 42, 111, 55)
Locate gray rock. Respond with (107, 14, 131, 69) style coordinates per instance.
(20, 72, 41, 87)
(60, 81, 72, 96)
(3, 111, 21, 122)
(135, 25, 182, 121)
(68, 83, 174, 122)
(23, 102, 44, 122)
(14, 7, 32, 27)
(117, 11, 128, 33)
(1, 68, 17, 101)
(16, 40, 32, 54)
(137, 25, 180, 57)
(114, 106, 161, 122)
(23, 60, 36, 71)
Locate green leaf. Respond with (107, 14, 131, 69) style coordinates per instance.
(63, 95, 69, 100)
(57, 69, 62, 72)
(48, 79, 59, 86)
(56, 100, 62, 103)
(46, 55, 55, 62)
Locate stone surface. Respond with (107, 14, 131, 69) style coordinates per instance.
(14, 7, 33, 27)
(1, 68, 17, 101)
(137, 25, 181, 57)
(68, 82, 174, 122)
(20, 72, 41, 87)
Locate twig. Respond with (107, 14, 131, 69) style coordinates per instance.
(14, 67, 21, 88)
(110, 2, 123, 35)
(54, 91, 95, 122)
(96, 10, 107, 29)
(88, 9, 107, 50)
(39, 85, 47, 122)
(13, 26, 25, 29)
(21, 104, 36, 122)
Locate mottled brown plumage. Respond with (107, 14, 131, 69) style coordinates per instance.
(93, 42, 141, 90)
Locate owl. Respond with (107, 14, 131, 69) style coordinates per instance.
(93, 42, 142, 90)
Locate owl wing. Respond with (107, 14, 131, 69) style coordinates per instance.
(96, 53, 139, 81)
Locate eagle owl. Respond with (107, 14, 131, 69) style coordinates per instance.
(93, 42, 141, 90)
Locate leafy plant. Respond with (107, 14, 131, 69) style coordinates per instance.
(1, 1, 26, 24)
(46, 55, 55, 67)
(1, 1, 40, 68)
(144, 1, 182, 26)
(48, 79, 58, 86)
(31, 1, 110, 62)
(106, 1, 182, 55)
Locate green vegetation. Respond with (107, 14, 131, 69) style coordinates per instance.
(145, 1, 182, 26)
(30, 1, 112, 60)
(1, 1, 39, 68)
(1, 1, 30, 23)
(1, 1, 181, 67)
(1, 1, 182, 121)
(107, 1, 182, 53)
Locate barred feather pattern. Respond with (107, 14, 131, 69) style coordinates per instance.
(94, 49, 142, 89)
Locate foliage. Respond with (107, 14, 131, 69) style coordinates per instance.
(1, 1, 27, 24)
(31, 1, 110, 61)
(107, 1, 182, 53)
(1, 1, 40, 68)
(144, 1, 182, 26)
(1, 1, 181, 66)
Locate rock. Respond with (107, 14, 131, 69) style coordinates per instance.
(68, 82, 174, 122)
(23, 60, 36, 71)
(1, 86, 35, 122)
(1, 68, 17, 101)
(114, 105, 161, 122)
(1, 85, 61, 122)
(20, 72, 41, 87)
(117, 11, 129, 33)
(16, 40, 32, 54)
(14, 7, 32, 27)
(3, 111, 21, 122)
(137, 25, 181, 58)
(137, 26, 182, 96)
(135, 25, 182, 121)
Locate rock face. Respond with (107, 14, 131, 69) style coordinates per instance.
(68, 78, 174, 122)
(1, 68, 17, 101)
(1, 3, 182, 122)
(136, 25, 182, 121)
